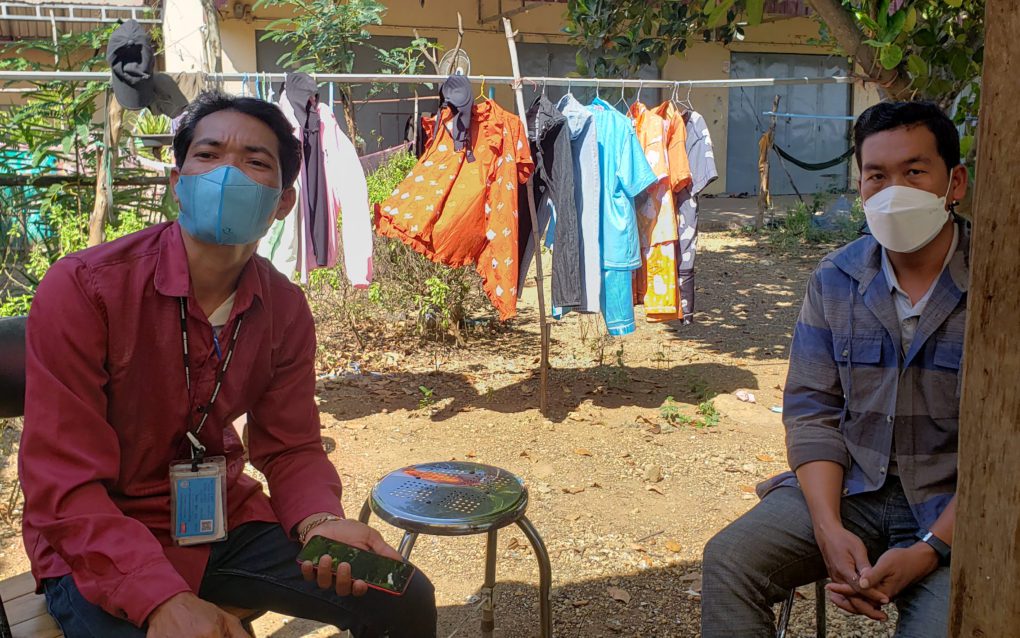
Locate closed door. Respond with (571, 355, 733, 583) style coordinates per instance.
(725, 52, 851, 195)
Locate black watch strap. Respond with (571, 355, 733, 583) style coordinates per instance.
(916, 529, 951, 565)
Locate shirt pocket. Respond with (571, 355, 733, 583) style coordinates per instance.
(833, 333, 884, 401)
(931, 338, 964, 413)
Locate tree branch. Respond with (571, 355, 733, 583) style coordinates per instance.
(806, 0, 914, 100)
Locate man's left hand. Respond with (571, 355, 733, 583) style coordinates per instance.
(299, 518, 402, 597)
(826, 543, 940, 613)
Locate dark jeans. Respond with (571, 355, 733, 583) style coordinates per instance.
(701, 478, 949, 638)
(44, 522, 437, 638)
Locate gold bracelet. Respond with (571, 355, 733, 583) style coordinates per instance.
(298, 514, 343, 544)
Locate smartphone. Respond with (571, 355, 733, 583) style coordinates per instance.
(297, 535, 416, 596)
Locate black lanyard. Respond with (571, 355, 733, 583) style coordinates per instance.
(179, 297, 243, 465)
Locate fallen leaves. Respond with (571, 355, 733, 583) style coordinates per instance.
(574, 448, 593, 457)
(756, 454, 775, 462)
(665, 540, 682, 553)
(645, 485, 665, 496)
(562, 485, 586, 494)
(606, 586, 631, 604)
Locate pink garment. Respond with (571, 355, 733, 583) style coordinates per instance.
(272, 93, 373, 288)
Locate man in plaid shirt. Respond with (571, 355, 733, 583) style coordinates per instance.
(702, 101, 969, 637)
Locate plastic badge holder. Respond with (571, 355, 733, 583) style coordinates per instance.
(169, 455, 228, 546)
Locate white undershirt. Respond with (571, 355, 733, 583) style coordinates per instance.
(207, 292, 236, 336)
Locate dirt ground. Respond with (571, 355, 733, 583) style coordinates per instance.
(0, 229, 898, 637)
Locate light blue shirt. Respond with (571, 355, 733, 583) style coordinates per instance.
(880, 224, 959, 356)
(586, 97, 657, 270)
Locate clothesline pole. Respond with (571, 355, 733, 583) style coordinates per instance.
(0, 71, 855, 90)
(503, 17, 551, 423)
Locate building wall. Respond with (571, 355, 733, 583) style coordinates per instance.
(204, 0, 882, 192)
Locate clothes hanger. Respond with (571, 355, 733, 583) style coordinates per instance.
(613, 82, 628, 111)
(636, 79, 644, 106)
(681, 83, 694, 113)
(475, 75, 487, 102)
(567, 77, 573, 96)
(541, 77, 548, 96)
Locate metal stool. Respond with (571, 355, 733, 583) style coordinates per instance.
(776, 580, 827, 638)
(358, 461, 552, 638)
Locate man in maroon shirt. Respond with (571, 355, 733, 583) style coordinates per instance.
(18, 92, 436, 637)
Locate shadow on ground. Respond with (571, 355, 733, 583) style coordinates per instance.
(319, 361, 757, 425)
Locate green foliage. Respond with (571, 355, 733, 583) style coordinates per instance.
(366, 152, 419, 205)
(750, 194, 866, 254)
(255, 0, 385, 75)
(255, 0, 436, 150)
(697, 400, 720, 428)
(0, 294, 32, 317)
(0, 25, 168, 314)
(660, 396, 719, 428)
(417, 385, 435, 410)
(133, 110, 171, 136)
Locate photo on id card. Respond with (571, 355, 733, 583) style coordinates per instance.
(170, 456, 227, 546)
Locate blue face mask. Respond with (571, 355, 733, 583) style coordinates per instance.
(176, 165, 283, 245)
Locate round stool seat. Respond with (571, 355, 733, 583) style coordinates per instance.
(367, 461, 529, 535)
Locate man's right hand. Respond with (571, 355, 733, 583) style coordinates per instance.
(815, 525, 888, 620)
(146, 592, 250, 638)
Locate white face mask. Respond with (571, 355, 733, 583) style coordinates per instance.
(863, 182, 952, 253)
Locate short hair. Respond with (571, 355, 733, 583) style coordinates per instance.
(173, 91, 301, 188)
(853, 101, 961, 173)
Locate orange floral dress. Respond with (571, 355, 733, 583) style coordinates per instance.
(630, 101, 692, 321)
(375, 100, 534, 320)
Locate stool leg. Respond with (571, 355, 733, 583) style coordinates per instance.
(357, 499, 372, 524)
(398, 531, 419, 560)
(775, 587, 795, 638)
(815, 580, 827, 638)
(481, 529, 498, 638)
(516, 516, 552, 638)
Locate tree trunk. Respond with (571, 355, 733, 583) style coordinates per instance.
(806, 0, 915, 100)
(336, 85, 362, 154)
(949, 0, 1020, 634)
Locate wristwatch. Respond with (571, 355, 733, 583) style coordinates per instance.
(916, 529, 952, 566)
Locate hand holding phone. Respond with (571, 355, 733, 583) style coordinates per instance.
(298, 534, 416, 596)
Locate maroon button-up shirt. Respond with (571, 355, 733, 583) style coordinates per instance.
(19, 222, 344, 626)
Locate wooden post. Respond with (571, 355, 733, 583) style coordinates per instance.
(88, 91, 124, 247)
(756, 95, 779, 230)
(950, 1, 1020, 634)
(502, 17, 549, 416)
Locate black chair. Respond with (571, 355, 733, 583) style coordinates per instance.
(0, 315, 26, 638)
(776, 580, 827, 638)
(0, 316, 26, 419)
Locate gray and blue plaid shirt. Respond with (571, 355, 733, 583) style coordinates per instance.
(759, 221, 968, 529)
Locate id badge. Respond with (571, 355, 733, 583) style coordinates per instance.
(169, 456, 228, 546)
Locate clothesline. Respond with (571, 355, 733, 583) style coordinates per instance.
(0, 70, 854, 90)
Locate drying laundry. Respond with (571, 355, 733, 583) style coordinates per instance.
(586, 97, 657, 336)
(259, 72, 373, 287)
(375, 98, 534, 320)
(674, 108, 718, 322)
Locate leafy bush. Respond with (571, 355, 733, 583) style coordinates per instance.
(306, 150, 487, 348)
(749, 194, 866, 255)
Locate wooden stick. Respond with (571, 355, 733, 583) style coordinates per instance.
(88, 91, 124, 247)
(502, 17, 549, 416)
(755, 95, 779, 231)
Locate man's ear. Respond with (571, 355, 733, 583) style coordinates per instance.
(169, 167, 181, 205)
(275, 186, 297, 221)
(949, 164, 968, 205)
